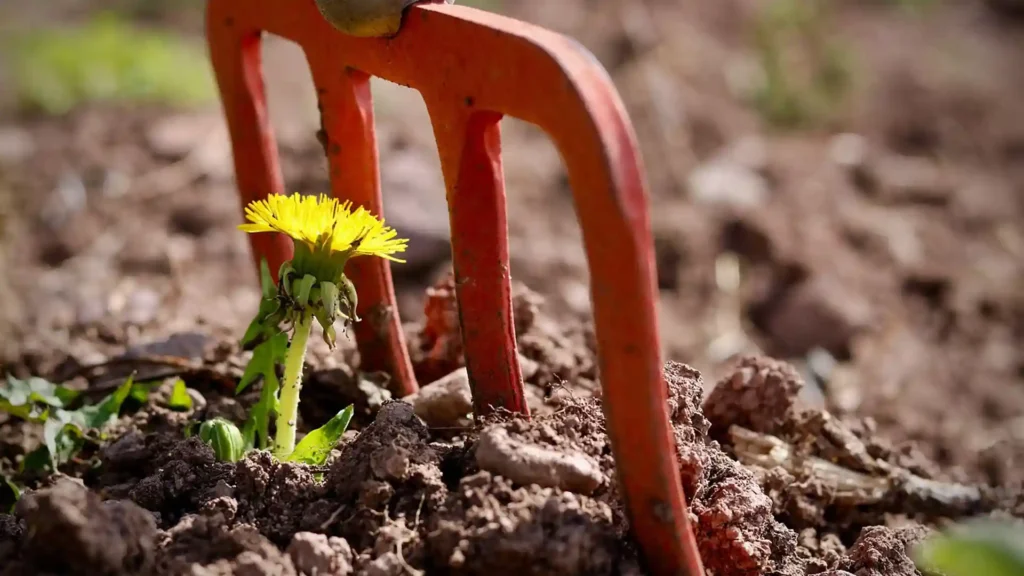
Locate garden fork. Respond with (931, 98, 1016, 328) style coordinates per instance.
(206, 1, 705, 574)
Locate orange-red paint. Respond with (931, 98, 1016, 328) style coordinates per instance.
(206, 1, 705, 574)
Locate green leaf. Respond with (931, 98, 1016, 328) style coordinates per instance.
(129, 380, 156, 403)
(35, 376, 135, 469)
(238, 331, 287, 395)
(167, 379, 193, 411)
(243, 372, 280, 451)
(238, 332, 288, 450)
(1, 474, 21, 513)
(259, 257, 276, 300)
(0, 375, 80, 421)
(76, 375, 135, 429)
(20, 446, 51, 473)
(241, 259, 284, 348)
(284, 405, 353, 465)
(914, 520, 1024, 576)
(43, 417, 84, 468)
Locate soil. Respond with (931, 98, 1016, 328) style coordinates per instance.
(1, 0, 1023, 575)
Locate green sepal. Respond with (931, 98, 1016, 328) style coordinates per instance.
(321, 281, 340, 322)
(339, 274, 359, 322)
(314, 308, 337, 349)
(316, 281, 341, 348)
(278, 261, 295, 296)
(294, 274, 317, 308)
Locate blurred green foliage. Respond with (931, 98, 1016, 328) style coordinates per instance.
(914, 519, 1024, 576)
(9, 13, 215, 115)
(888, 0, 939, 13)
(460, 0, 503, 10)
(750, 0, 854, 129)
(102, 0, 207, 23)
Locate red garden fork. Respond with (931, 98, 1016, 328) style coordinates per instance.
(206, 1, 704, 574)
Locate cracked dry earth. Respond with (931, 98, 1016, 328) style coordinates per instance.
(1, 286, 1020, 576)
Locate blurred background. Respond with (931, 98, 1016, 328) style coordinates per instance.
(0, 0, 1021, 486)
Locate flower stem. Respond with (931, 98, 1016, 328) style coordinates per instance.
(274, 311, 313, 458)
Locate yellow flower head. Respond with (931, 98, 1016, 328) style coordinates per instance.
(239, 193, 408, 263)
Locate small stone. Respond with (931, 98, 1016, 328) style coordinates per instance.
(146, 113, 232, 180)
(0, 126, 34, 163)
(102, 170, 131, 198)
(829, 133, 869, 170)
(126, 331, 209, 359)
(874, 155, 952, 205)
(953, 174, 1017, 227)
(518, 354, 540, 381)
(723, 135, 769, 173)
(118, 235, 173, 275)
(124, 288, 162, 326)
(169, 205, 218, 237)
(41, 171, 87, 229)
(475, 426, 605, 494)
(688, 159, 769, 208)
(37, 214, 100, 267)
(762, 276, 873, 357)
(403, 368, 473, 428)
(559, 280, 592, 316)
(186, 388, 208, 412)
(74, 293, 109, 326)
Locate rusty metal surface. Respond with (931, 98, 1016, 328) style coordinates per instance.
(206, 1, 705, 573)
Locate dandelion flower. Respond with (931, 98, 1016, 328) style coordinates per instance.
(239, 193, 408, 263)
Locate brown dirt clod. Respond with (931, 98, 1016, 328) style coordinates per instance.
(702, 355, 805, 441)
(15, 477, 159, 575)
(834, 525, 931, 576)
(286, 531, 355, 576)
